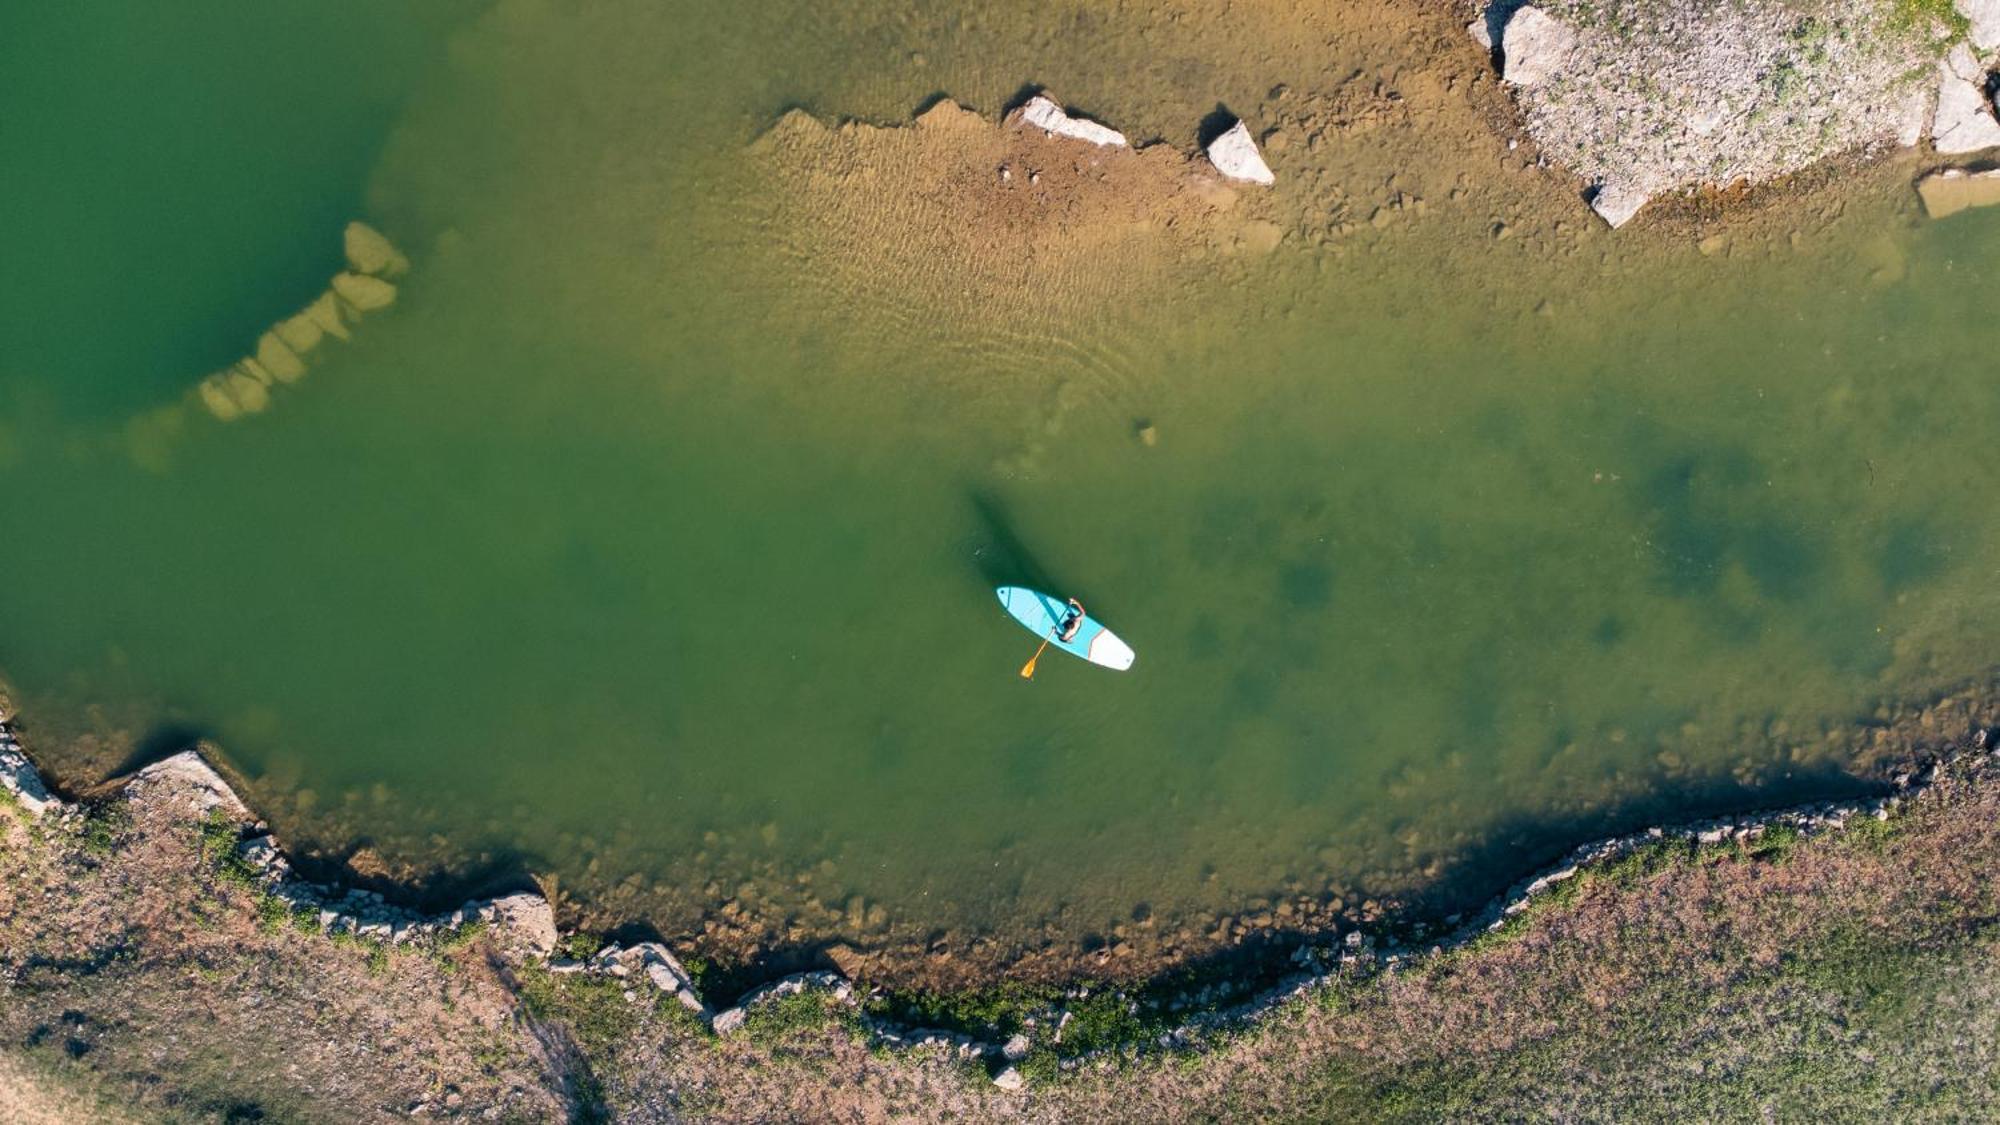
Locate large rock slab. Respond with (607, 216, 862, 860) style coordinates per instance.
(1010, 94, 1128, 148)
(1958, 0, 2000, 51)
(1205, 120, 1276, 185)
(1917, 167, 2000, 218)
(471, 892, 558, 959)
(1500, 7, 1577, 87)
(1933, 45, 2000, 155)
(128, 749, 252, 820)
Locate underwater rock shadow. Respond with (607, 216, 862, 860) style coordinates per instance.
(105, 723, 214, 781)
(282, 839, 549, 917)
(1196, 103, 1241, 148)
(966, 488, 1074, 596)
(1398, 754, 1886, 920)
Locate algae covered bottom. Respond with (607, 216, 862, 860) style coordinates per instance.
(4, 0, 2000, 979)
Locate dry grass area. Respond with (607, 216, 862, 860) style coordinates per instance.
(5, 742, 2000, 1121)
(0, 781, 564, 1122)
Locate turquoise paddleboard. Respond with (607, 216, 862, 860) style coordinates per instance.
(995, 586, 1136, 671)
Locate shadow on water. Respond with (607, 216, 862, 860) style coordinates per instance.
(1196, 103, 1241, 148)
(966, 488, 1073, 597)
(106, 723, 213, 779)
(1404, 755, 1885, 920)
(109, 723, 547, 911)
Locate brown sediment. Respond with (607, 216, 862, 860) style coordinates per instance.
(740, 98, 1269, 336)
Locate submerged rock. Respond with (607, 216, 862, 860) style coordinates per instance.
(1917, 167, 2000, 218)
(226, 370, 271, 414)
(180, 220, 406, 428)
(1206, 120, 1275, 185)
(255, 332, 307, 384)
(1500, 7, 1576, 87)
(1932, 45, 2000, 155)
(332, 271, 398, 312)
(1010, 94, 1129, 148)
(343, 221, 409, 278)
(197, 376, 243, 421)
(302, 291, 353, 342)
(274, 310, 324, 355)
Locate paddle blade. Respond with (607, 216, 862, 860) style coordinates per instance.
(1020, 637, 1052, 679)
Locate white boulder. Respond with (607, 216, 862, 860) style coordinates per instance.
(1013, 95, 1128, 148)
(1205, 120, 1276, 185)
(1589, 182, 1650, 228)
(992, 1066, 1026, 1091)
(1957, 0, 2000, 50)
(1500, 7, 1577, 87)
(1933, 45, 2000, 154)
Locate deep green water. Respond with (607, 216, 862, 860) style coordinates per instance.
(5, 1, 1999, 957)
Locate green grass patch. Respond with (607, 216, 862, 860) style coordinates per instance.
(193, 809, 260, 890)
(866, 979, 1058, 1040)
(742, 989, 852, 1047)
(1888, 0, 1970, 37)
(254, 893, 292, 935)
(515, 963, 640, 1055)
(78, 803, 131, 856)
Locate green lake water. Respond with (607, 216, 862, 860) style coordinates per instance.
(5, 0, 2000, 961)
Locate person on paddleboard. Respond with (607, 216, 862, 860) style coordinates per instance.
(1058, 598, 1085, 642)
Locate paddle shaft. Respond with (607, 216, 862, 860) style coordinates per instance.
(1019, 631, 1056, 679)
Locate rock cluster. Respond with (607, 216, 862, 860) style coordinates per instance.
(194, 221, 408, 422)
(1480, 0, 1974, 227)
(552, 941, 710, 1018)
(710, 970, 853, 1035)
(0, 720, 55, 816)
(105, 747, 562, 961)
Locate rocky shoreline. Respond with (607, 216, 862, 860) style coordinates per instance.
(6, 685, 1994, 1089)
(1477, 0, 2000, 226)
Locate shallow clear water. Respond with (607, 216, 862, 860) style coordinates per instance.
(5, 0, 1999, 959)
